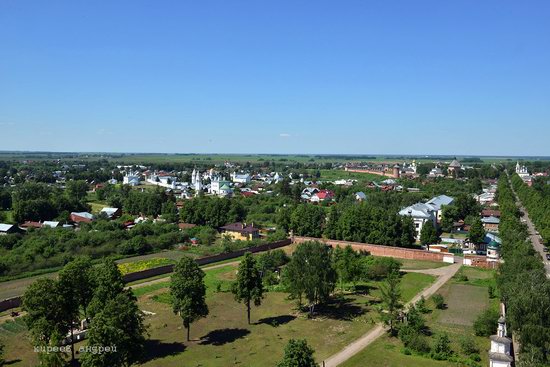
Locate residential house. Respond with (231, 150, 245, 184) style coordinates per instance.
(482, 216, 500, 232)
(123, 171, 141, 186)
(0, 223, 18, 235)
(219, 222, 260, 241)
(428, 167, 444, 178)
(355, 192, 367, 201)
(99, 207, 122, 220)
(399, 203, 437, 238)
(43, 221, 61, 228)
(481, 209, 501, 218)
(70, 212, 94, 224)
(425, 195, 454, 222)
(231, 172, 251, 184)
(310, 189, 334, 203)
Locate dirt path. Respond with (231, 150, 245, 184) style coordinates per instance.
(322, 263, 461, 367)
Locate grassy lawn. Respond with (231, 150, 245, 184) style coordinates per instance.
(0, 263, 435, 366)
(342, 267, 496, 367)
(399, 259, 451, 270)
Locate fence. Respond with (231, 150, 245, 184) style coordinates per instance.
(292, 236, 449, 262)
(0, 238, 292, 313)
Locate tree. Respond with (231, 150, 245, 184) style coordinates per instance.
(232, 252, 264, 324)
(378, 271, 402, 335)
(420, 222, 439, 246)
(22, 278, 73, 364)
(431, 294, 445, 310)
(473, 308, 499, 337)
(277, 339, 317, 367)
(468, 218, 486, 244)
(161, 201, 179, 223)
(87, 259, 125, 318)
(333, 245, 362, 292)
(58, 258, 94, 362)
(432, 332, 452, 359)
(58, 257, 94, 318)
(289, 205, 325, 237)
(66, 180, 89, 201)
(170, 257, 209, 341)
(81, 292, 146, 367)
(284, 241, 336, 316)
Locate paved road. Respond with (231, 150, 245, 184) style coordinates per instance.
(508, 174, 550, 276)
(322, 263, 461, 367)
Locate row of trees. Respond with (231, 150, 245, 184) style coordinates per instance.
(512, 173, 550, 245)
(10, 182, 90, 223)
(497, 174, 550, 366)
(277, 203, 417, 247)
(23, 258, 146, 367)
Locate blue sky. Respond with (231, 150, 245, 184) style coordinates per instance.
(1, 1, 549, 156)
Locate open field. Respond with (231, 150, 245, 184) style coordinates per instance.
(341, 266, 497, 367)
(0, 262, 436, 366)
(313, 169, 389, 182)
(1, 152, 546, 165)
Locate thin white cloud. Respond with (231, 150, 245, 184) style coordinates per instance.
(279, 133, 291, 138)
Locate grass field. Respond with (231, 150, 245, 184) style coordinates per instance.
(399, 259, 451, 270)
(342, 266, 497, 367)
(0, 263, 435, 366)
(313, 169, 389, 182)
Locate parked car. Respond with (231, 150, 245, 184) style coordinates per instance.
(546, 254, 550, 261)
(544, 247, 549, 252)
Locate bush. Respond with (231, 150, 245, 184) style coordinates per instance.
(473, 308, 499, 337)
(459, 336, 479, 355)
(431, 332, 452, 360)
(456, 273, 469, 282)
(364, 256, 402, 280)
(416, 296, 429, 313)
(399, 325, 430, 353)
(431, 294, 445, 309)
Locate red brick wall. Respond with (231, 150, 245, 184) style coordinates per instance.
(292, 236, 448, 262)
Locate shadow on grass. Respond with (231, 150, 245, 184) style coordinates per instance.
(141, 339, 186, 362)
(315, 297, 366, 321)
(200, 328, 250, 346)
(354, 284, 377, 295)
(256, 315, 296, 327)
(4, 360, 22, 366)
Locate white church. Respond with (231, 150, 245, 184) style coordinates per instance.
(489, 315, 513, 367)
(515, 161, 530, 178)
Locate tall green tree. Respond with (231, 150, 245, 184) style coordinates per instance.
(170, 257, 209, 341)
(378, 271, 403, 335)
(22, 278, 74, 365)
(81, 292, 146, 367)
(277, 339, 317, 367)
(87, 259, 125, 318)
(66, 180, 89, 201)
(57, 258, 94, 362)
(289, 205, 325, 238)
(468, 218, 486, 244)
(333, 245, 362, 292)
(232, 252, 264, 324)
(284, 241, 337, 316)
(420, 222, 440, 246)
